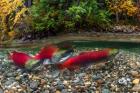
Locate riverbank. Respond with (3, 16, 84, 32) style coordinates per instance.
(1, 32, 140, 48)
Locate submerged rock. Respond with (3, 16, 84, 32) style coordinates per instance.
(29, 81, 39, 89)
(130, 71, 139, 77)
(118, 77, 128, 85)
(132, 84, 140, 92)
(0, 89, 4, 93)
(132, 79, 140, 85)
(102, 88, 111, 93)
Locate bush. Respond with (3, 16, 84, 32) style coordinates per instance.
(30, 0, 111, 32)
(0, 0, 28, 41)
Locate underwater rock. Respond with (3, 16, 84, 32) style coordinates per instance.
(136, 62, 140, 67)
(84, 81, 91, 87)
(43, 90, 49, 93)
(78, 73, 86, 77)
(63, 80, 69, 85)
(132, 79, 140, 85)
(0, 89, 4, 93)
(118, 77, 128, 85)
(132, 84, 140, 92)
(61, 89, 68, 93)
(102, 88, 111, 93)
(73, 77, 80, 83)
(130, 71, 139, 77)
(15, 76, 21, 81)
(40, 79, 46, 85)
(4, 79, 16, 88)
(45, 70, 60, 78)
(56, 90, 61, 93)
(96, 79, 105, 85)
(29, 81, 39, 89)
(56, 84, 65, 91)
(92, 75, 102, 80)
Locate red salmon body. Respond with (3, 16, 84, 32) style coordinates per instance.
(34, 44, 58, 60)
(9, 44, 59, 68)
(58, 49, 118, 70)
(9, 51, 32, 67)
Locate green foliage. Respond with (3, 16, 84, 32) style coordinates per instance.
(31, 0, 111, 32)
(83, 0, 110, 27)
(66, 6, 86, 21)
(31, 0, 61, 31)
(65, 5, 86, 30)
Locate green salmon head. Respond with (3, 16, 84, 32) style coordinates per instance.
(109, 49, 119, 56)
(25, 59, 38, 70)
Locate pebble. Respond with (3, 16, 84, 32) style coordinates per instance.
(102, 88, 110, 93)
(132, 84, 140, 92)
(63, 80, 68, 85)
(4, 81, 17, 89)
(61, 89, 68, 93)
(56, 84, 65, 90)
(92, 75, 101, 80)
(15, 76, 21, 81)
(73, 77, 80, 83)
(136, 62, 140, 67)
(11, 86, 17, 91)
(110, 84, 117, 91)
(40, 79, 46, 85)
(130, 71, 139, 77)
(32, 76, 40, 80)
(132, 79, 140, 85)
(0, 89, 3, 93)
(78, 73, 86, 77)
(17, 89, 23, 92)
(84, 81, 91, 86)
(43, 90, 49, 93)
(29, 81, 39, 89)
(56, 90, 61, 93)
(95, 91, 100, 93)
(7, 89, 15, 93)
(129, 62, 137, 69)
(6, 73, 13, 77)
(96, 79, 104, 85)
(118, 77, 128, 85)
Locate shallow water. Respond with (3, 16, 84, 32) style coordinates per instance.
(1, 40, 140, 92)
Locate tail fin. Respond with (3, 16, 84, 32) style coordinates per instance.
(34, 44, 59, 60)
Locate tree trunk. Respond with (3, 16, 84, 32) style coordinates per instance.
(116, 12, 119, 23)
(136, 0, 140, 22)
(1, 15, 10, 42)
(77, 0, 80, 5)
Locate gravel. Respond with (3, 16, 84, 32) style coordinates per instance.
(0, 49, 140, 92)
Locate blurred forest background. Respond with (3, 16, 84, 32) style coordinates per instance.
(0, 0, 140, 43)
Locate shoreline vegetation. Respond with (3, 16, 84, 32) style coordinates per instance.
(0, 0, 140, 44)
